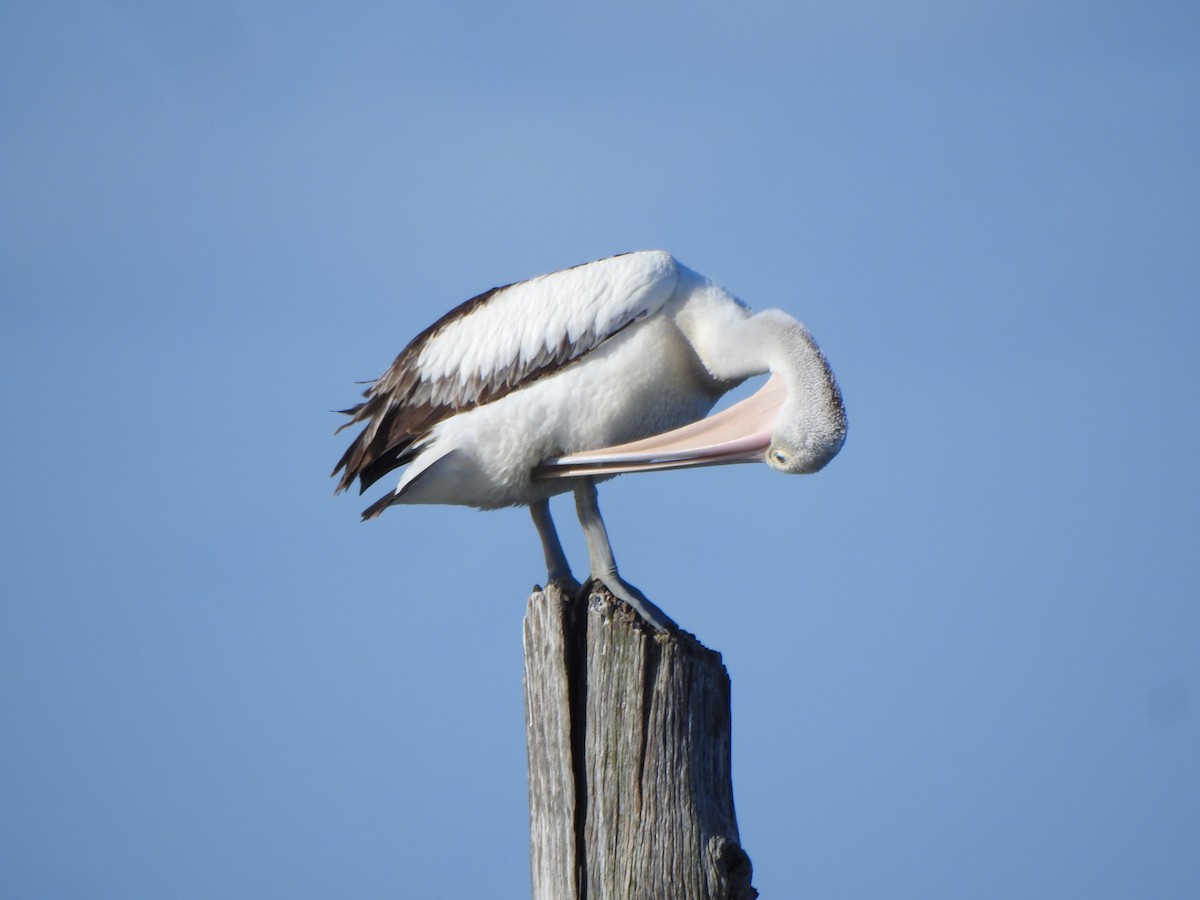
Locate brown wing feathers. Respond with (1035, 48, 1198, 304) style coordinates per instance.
(331, 285, 507, 495)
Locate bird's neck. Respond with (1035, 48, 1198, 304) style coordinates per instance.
(744, 310, 846, 441)
(675, 282, 843, 425)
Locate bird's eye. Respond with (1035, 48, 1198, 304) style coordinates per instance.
(771, 450, 788, 466)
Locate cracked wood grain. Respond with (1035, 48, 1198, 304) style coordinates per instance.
(524, 584, 757, 900)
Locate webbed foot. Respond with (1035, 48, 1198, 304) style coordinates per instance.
(582, 573, 677, 633)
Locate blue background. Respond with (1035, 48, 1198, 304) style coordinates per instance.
(3, 2, 1197, 897)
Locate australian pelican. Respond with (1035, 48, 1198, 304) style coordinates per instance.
(333, 251, 846, 630)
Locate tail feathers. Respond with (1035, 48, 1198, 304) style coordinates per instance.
(332, 395, 444, 495)
(361, 491, 398, 520)
(331, 412, 420, 495)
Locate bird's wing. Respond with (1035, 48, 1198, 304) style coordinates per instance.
(333, 251, 680, 494)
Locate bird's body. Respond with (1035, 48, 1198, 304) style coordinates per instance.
(394, 311, 721, 508)
(334, 251, 846, 629)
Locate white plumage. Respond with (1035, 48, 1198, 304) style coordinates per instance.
(333, 251, 846, 629)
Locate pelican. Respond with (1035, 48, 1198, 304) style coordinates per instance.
(333, 251, 846, 630)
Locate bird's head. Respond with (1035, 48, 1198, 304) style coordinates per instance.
(766, 420, 846, 474)
(765, 320, 847, 475)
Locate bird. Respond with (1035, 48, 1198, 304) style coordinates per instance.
(332, 251, 846, 631)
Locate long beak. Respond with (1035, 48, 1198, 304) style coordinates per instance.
(534, 375, 785, 480)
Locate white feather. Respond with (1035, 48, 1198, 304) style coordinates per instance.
(414, 250, 678, 398)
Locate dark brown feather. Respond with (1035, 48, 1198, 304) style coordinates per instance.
(331, 285, 510, 494)
(361, 490, 399, 520)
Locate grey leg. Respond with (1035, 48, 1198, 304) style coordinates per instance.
(573, 478, 676, 632)
(530, 499, 578, 588)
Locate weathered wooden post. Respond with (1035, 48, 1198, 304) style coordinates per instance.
(524, 583, 757, 900)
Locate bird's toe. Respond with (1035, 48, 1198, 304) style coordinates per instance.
(589, 574, 677, 633)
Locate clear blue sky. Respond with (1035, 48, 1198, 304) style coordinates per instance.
(3, 2, 1197, 897)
